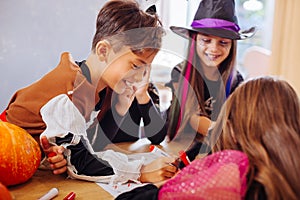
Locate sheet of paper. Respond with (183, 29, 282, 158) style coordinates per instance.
(96, 152, 160, 197)
(97, 182, 149, 198)
(127, 152, 161, 164)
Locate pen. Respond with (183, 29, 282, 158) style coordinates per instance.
(38, 188, 59, 200)
(63, 191, 76, 200)
(179, 150, 191, 166)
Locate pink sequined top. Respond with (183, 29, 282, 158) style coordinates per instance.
(159, 150, 249, 200)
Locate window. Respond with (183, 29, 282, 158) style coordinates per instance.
(235, 0, 275, 76)
(153, 0, 275, 78)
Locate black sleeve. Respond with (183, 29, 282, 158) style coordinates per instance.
(111, 99, 142, 143)
(91, 107, 126, 151)
(111, 96, 167, 144)
(56, 133, 114, 176)
(138, 99, 167, 144)
(115, 184, 159, 200)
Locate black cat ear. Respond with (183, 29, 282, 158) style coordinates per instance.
(146, 5, 156, 14)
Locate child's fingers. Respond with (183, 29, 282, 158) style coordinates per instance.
(53, 166, 67, 175)
(47, 147, 68, 175)
(164, 164, 178, 173)
(49, 154, 67, 166)
(47, 152, 57, 158)
(55, 145, 65, 154)
(40, 136, 51, 150)
(162, 171, 176, 179)
(161, 157, 178, 166)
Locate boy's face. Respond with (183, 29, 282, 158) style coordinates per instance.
(102, 47, 157, 95)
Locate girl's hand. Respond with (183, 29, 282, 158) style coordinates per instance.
(40, 136, 67, 175)
(139, 157, 178, 183)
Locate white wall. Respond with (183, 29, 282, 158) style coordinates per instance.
(0, 0, 106, 111)
(0, 0, 193, 111)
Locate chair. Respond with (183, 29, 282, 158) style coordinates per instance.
(242, 46, 272, 79)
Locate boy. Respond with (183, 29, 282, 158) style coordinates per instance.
(2, 0, 176, 184)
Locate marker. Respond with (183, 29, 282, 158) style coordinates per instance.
(149, 145, 170, 157)
(38, 188, 59, 200)
(47, 152, 57, 158)
(179, 150, 191, 166)
(63, 192, 76, 200)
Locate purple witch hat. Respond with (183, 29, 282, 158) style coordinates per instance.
(170, 0, 256, 40)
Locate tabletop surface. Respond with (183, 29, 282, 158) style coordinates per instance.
(8, 136, 197, 200)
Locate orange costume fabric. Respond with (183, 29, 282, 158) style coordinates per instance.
(4, 52, 99, 141)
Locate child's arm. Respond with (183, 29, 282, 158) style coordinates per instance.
(39, 94, 176, 183)
(135, 83, 168, 144)
(189, 114, 212, 136)
(137, 99, 167, 144)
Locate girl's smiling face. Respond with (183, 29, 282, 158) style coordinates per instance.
(196, 33, 232, 69)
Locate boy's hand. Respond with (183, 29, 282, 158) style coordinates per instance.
(40, 136, 67, 175)
(115, 87, 136, 116)
(135, 67, 151, 104)
(135, 83, 150, 105)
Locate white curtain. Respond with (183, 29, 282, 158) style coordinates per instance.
(270, 0, 300, 94)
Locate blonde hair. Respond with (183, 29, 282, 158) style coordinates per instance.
(211, 77, 300, 199)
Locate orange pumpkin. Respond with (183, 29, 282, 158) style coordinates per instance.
(0, 122, 41, 186)
(0, 182, 12, 200)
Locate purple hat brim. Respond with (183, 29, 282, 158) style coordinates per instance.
(170, 26, 256, 40)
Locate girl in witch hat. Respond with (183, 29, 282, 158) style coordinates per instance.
(166, 0, 256, 147)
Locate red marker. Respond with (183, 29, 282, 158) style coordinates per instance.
(63, 192, 76, 200)
(47, 152, 57, 158)
(179, 150, 191, 166)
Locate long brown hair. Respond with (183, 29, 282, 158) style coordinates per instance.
(211, 77, 300, 199)
(167, 33, 237, 140)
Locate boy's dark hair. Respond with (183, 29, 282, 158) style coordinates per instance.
(92, 0, 164, 54)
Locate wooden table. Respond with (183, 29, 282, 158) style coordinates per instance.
(8, 137, 197, 200)
(9, 169, 114, 200)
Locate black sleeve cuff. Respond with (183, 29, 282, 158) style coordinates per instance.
(115, 184, 159, 200)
